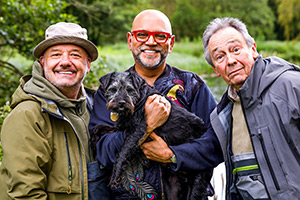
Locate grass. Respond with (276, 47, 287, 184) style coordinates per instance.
(97, 41, 215, 75)
(97, 40, 300, 76)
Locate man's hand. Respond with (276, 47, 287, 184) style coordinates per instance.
(141, 132, 174, 163)
(145, 94, 171, 134)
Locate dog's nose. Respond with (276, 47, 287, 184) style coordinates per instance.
(118, 100, 126, 107)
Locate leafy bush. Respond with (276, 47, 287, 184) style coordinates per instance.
(84, 55, 111, 89)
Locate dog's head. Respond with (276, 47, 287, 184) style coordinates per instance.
(99, 72, 147, 117)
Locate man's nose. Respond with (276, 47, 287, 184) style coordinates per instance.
(227, 54, 237, 65)
(60, 53, 72, 65)
(145, 35, 157, 45)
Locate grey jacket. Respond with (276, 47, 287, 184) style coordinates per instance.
(210, 55, 300, 199)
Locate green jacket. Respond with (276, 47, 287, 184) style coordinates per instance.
(0, 61, 94, 200)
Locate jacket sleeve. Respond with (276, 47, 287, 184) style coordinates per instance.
(169, 83, 224, 171)
(0, 103, 51, 199)
(88, 87, 125, 168)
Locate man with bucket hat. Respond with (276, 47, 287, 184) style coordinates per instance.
(0, 22, 98, 200)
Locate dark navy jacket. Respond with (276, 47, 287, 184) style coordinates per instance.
(88, 64, 223, 199)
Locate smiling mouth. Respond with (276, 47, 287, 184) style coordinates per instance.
(142, 49, 160, 53)
(56, 71, 75, 74)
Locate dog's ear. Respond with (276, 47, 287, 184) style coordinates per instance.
(128, 72, 147, 90)
(99, 72, 116, 91)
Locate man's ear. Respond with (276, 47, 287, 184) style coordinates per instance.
(127, 32, 132, 51)
(86, 57, 91, 74)
(251, 42, 259, 59)
(39, 56, 44, 69)
(169, 35, 175, 53)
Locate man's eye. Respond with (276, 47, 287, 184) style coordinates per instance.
(216, 55, 223, 60)
(156, 34, 167, 39)
(137, 32, 148, 38)
(51, 53, 60, 57)
(71, 53, 81, 57)
(233, 47, 240, 53)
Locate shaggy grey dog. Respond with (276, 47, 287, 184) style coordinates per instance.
(92, 71, 213, 200)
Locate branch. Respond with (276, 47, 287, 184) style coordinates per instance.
(0, 60, 24, 76)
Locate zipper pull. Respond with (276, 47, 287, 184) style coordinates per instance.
(66, 165, 72, 194)
(67, 184, 72, 194)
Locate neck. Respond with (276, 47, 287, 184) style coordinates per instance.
(60, 86, 81, 100)
(135, 64, 166, 87)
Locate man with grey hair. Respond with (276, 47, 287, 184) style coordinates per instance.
(203, 17, 300, 199)
(0, 22, 98, 199)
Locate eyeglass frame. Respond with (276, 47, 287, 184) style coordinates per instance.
(131, 30, 172, 44)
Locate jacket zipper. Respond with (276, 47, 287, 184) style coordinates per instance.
(62, 117, 85, 199)
(64, 132, 73, 194)
(41, 99, 86, 199)
(257, 130, 280, 190)
(239, 95, 280, 192)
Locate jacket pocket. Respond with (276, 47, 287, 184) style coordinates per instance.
(252, 126, 287, 192)
(231, 153, 268, 200)
(46, 132, 81, 194)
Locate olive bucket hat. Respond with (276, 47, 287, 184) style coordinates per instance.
(33, 22, 98, 61)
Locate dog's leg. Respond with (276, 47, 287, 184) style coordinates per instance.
(109, 119, 148, 188)
(189, 170, 214, 200)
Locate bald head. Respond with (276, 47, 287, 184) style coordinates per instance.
(132, 9, 172, 34)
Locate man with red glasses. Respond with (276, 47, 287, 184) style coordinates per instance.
(89, 9, 222, 199)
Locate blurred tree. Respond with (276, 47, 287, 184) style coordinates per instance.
(147, 0, 275, 41)
(0, 0, 76, 105)
(220, 0, 275, 40)
(277, 0, 300, 40)
(65, 0, 141, 45)
(148, 0, 176, 18)
(171, 0, 275, 39)
(268, 0, 285, 40)
(171, 0, 216, 41)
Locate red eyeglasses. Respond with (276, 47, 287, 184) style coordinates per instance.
(131, 30, 172, 44)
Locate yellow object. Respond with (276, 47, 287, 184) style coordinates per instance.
(110, 112, 119, 122)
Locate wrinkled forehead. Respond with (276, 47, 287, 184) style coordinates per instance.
(209, 27, 247, 51)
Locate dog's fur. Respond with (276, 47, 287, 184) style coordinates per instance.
(91, 72, 213, 200)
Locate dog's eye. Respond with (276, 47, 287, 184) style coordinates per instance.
(108, 88, 117, 93)
(126, 87, 135, 94)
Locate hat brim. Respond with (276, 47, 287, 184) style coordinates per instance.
(33, 36, 98, 61)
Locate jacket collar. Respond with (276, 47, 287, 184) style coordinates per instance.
(238, 55, 299, 108)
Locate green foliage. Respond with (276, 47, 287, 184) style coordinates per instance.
(0, 0, 76, 58)
(169, 0, 275, 41)
(0, 0, 77, 105)
(0, 102, 11, 163)
(256, 40, 300, 65)
(65, 0, 140, 45)
(0, 66, 20, 105)
(84, 55, 112, 89)
(220, 0, 275, 40)
(277, 0, 300, 40)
